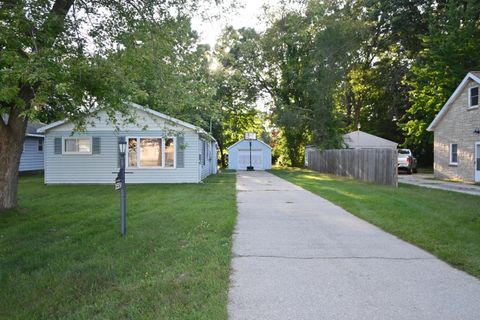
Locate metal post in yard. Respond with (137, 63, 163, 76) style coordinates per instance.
(245, 132, 256, 171)
(118, 138, 127, 237)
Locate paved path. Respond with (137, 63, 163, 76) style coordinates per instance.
(228, 171, 480, 320)
(399, 173, 480, 196)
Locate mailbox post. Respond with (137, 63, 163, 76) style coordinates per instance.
(245, 132, 256, 171)
(118, 137, 127, 237)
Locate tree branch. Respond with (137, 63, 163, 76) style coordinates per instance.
(35, 0, 75, 51)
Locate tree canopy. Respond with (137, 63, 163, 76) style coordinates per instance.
(1, 0, 479, 210)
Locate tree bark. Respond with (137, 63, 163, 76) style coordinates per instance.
(0, 112, 27, 212)
(217, 140, 227, 168)
(0, 0, 74, 211)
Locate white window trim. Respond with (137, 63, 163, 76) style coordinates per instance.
(37, 139, 43, 153)
(449, 143, 458, 166)
(62, 137, 92, 155)
(468, 86, 479, 109)
(126, 136, 176, 169)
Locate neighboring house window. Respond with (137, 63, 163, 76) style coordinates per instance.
(449, 143, 458, 165)
(469, 87, 479, 108)
(37, 139, 43, 152)
(63, 138, 91, 154)
(127, 137, 175, 168)
(201, 140, 206, 165)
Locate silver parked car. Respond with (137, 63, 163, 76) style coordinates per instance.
(398, 149, 417, 174)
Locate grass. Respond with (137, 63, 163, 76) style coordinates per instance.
(0, 172, 236, 319)
(271, 167, 480, 278)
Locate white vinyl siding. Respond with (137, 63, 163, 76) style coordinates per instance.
(200, 140, 217, 180)
(227, 139, 272, 170)
(42, 108, 217, 184)
(44, 131, 199, 184)
(19, 137, 44, 172)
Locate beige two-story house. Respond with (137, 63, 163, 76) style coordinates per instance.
(427, 71, 480, 182)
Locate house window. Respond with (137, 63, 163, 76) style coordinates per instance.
(165, 138, 175, 167)
(469, 87, 479, 108)
(127, 137, 175, 168)
(37, 139, 43, 152)
(63, 138, 91, 154)
(128, 138, 137, 167)
(140, 138, 162, 167)
(449, 143, 458, 165)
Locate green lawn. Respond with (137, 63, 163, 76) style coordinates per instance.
(0, 172, 236, 319)
(271, 168, 480, 278)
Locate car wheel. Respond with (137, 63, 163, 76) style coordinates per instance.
(413, 168, 418, 174)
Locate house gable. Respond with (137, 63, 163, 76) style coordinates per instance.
(430, 73, 480, 182)
(38, 104, 197, 135)
(427, 72, 480, 131)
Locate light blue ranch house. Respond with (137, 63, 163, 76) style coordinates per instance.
(37, 103, 218, 184)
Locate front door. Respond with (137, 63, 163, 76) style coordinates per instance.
(476, 142, 480, 182)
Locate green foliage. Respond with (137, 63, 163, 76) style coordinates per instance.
(0, 172, 236, 318)
(402, 0, 480, 164)
(0, 0, 217, 126)
(212, 27, 270, 165)
(222, 1, 367, 166)
(110, 18, 216, 129)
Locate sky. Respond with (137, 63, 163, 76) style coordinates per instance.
(191, 0, 276, 50)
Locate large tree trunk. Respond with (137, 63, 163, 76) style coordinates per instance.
(0, 0, 74, 212)
(0, 113, 27, 212)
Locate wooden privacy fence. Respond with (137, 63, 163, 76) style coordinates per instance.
(305, 148, 398, 186)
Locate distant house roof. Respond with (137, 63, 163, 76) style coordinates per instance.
(343, 130, 398, 149)
(1, 115, 44, 138)
(37, 102, 216, 142)
(427, 71, 480, 131)
(227, 139, 272, 150)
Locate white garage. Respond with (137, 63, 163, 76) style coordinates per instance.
(227, 139, 272, 170)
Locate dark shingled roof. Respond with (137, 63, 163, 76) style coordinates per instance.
(1, 115, 45, 136)
(470, 71, 480, 79)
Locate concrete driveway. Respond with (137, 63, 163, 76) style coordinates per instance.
(399, 173, 480, 196)
(228, 171, 480, 320)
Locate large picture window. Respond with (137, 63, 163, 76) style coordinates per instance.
(127, 137, 175, 168)
(63, 138, 91, 154)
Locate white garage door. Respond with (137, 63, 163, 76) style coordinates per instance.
(238, 150, 263, 170)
